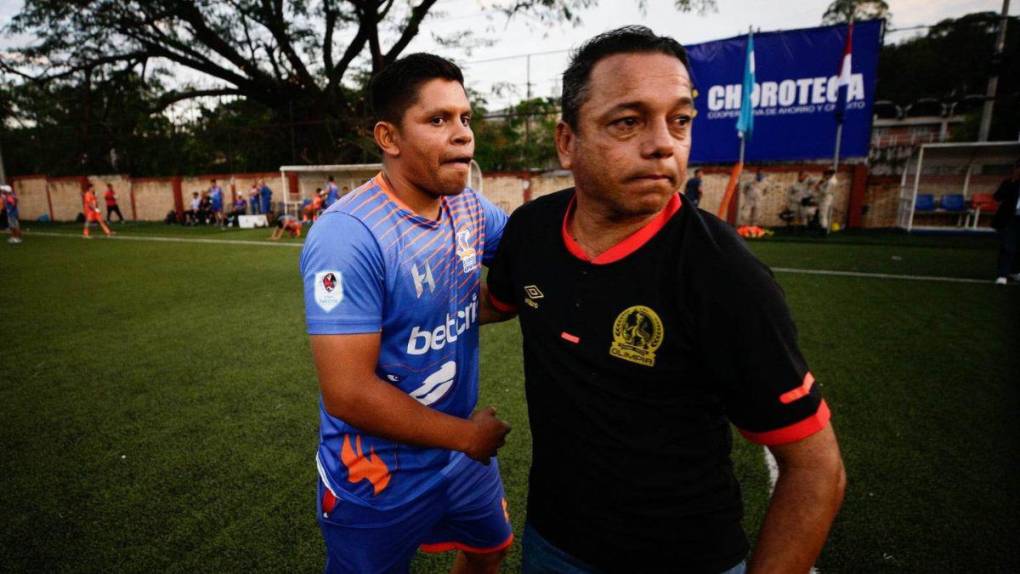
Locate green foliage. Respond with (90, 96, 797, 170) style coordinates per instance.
(877, 12, 1019, 141)
(472, 97, 560, 173)
(821, 0, 890, 24)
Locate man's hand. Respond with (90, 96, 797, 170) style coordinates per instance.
(463, 406, 511, 463)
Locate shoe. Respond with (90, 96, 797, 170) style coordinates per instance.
(1009, 273, 1020, 281)
(995, 277, 1007, 285)
(8, 237, 20, 244)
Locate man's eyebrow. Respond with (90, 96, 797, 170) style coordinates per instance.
(603, 96, 695, 115)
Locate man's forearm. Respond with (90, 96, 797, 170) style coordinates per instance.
(321, 376, 477, 453)
(747, 451, 846, 573)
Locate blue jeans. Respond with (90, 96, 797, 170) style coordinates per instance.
(521, 522, 746, 574)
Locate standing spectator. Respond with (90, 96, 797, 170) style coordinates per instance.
(248, 183, 261, 215)
(82, 183, 114, 238)
(258, 179, 273, 217)
(740, 169, 767, 226)
(785, 171, 813, 226)
(103, 183, 125, 223)
(992, 159, 1020, 285)
(815, 169, 837, 234)
(1, 185, 22, 244)
(208, 179, 226, 227)
(324, 176, 340, 208)
(684, 168, 703, 208)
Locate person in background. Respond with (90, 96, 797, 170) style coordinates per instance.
(209, 179, 226, 227)
(82, 183, 114, 238)
(104, 183, 125, 223)
(785, 171, 812, 226)
(992, 159, 1020, 285)
(1, 185, 22, 244)
(684, 168, 703, 208)
(815, 169, 837, 234)
(269, 212, 303, 240)
(303, 188, 325, 222)
(229, 192, 248, 227)
(740, 169, 767, 226)
(258, 179, 273, 217)
(249, 183, 261, 215)
(324, 176, 340, 208)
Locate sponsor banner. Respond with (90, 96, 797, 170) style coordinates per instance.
(687, 20, 882, 163)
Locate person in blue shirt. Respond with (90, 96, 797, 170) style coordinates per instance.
(300, 53, 512, 574)
(324, 176, 340, 208)
(258, 179, 272, 216)
(208, 179, 225, 227)
(2, 185, 22, 244)
(684, 167, 703, 208)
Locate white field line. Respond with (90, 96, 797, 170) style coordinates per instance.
(763, 447, 820, 574)
(25, 231, 1006, 287)
(771, 266, 998, 285)
(27, 231, 303, 248)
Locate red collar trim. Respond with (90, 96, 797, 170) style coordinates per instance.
(561, 192, 682, 265)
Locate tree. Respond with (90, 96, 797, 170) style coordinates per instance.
(822, 0, 889, 24)
(1, 1, 715, 170)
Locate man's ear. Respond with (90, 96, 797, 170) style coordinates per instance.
(555, 121, 575, 170)
(374, 121, 401, 159)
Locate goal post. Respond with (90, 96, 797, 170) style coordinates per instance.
(278, 161, 485, 216)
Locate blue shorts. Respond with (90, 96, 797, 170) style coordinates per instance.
(318, 457, 512, 574)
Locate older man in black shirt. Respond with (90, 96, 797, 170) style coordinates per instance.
(485, 27, 845, 573)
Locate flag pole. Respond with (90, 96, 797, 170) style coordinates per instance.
(832, 122, 842, 171)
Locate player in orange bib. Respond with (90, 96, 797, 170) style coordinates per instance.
(82, 183, 114, 238)
(269, 213, 302, 240)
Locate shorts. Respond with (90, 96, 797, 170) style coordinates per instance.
(86, 211, 102, 222)
(7, 212, 19, 229)
(318, 457, 512, 574)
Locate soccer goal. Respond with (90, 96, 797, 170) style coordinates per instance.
(278, 161, 485, 215)
(896, 141, 1020, 232)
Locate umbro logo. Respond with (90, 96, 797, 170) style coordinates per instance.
(412, 262, 436, 298)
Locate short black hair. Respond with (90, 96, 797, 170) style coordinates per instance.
(370, 53, 465, 125)
(561, 26, 692, 131)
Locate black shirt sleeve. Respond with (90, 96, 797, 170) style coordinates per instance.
(691, 220, 829, 445)
(485, 207, 520, 314)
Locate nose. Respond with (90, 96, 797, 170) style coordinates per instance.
(641, 117, 674, 160)
(451, 120, 473, 147)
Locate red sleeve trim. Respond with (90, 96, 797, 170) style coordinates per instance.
(420, 533, 514, 555)
(738, 400, 831, 446)
(779, 372, 815, 405)
(487, 290, 517, 313)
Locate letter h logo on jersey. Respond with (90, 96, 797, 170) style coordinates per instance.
(412, 262, 435, 298)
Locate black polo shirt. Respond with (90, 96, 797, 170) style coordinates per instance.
(487, 189, 830, 573)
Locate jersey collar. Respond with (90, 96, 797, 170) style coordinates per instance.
(374, 172, 446, 228)
(562, 191, 682, 265)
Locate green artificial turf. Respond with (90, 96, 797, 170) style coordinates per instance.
(1, 225, 1017, 572)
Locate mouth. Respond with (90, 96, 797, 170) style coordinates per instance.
(632, 173, 675, 184)
(442, 156, 473, 167)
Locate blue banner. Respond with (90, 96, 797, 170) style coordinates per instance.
(686, 20, 882, 164)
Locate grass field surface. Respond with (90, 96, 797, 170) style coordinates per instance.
(1, 222, 1017, 573)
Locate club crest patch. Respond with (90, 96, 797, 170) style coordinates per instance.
(455, 228, 477, 273)
(315, 271, 343, 312)
(609, 305, 664, 367)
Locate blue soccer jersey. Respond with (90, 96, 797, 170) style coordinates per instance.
(300, 173, 507, 510)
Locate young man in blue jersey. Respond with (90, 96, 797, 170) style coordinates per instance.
(300, 53, 513, 574)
